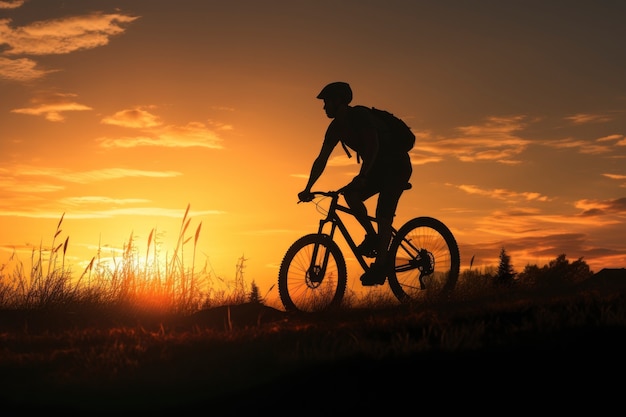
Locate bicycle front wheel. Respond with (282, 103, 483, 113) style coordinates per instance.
(387, 217, 460, 303)
(278, 234, 347, 313)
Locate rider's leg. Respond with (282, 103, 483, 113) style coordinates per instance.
(373, 215, 393, 266)
(360, 182, 406, 285)
(344, 190, 377, 237)
(373, 154, 412, 265)
(360, 211, 393, 285)
(361, 155, 412, 285)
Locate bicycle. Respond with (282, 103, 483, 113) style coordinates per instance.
(278, 184, 461, 313)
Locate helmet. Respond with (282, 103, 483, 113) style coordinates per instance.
(316, 82, 352, 104)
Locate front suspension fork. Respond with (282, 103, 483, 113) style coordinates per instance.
(308, 220, 337, 284)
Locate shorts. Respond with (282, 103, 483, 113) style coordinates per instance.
(359, 152, 412, 219)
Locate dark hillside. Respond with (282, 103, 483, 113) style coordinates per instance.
(1, 275, 625, 414)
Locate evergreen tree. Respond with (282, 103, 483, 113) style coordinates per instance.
(248, 280, 263, 304)
(495, 247, 516, 286)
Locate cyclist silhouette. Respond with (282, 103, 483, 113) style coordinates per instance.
(298, 82, 413, 286)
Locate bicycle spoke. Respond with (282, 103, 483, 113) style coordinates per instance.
(387, 217, 460, 303)
(278, 234, 347, 313)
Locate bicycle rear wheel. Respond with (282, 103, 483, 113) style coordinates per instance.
(278, 233, 347, 313)
(387, 217, 460, 303)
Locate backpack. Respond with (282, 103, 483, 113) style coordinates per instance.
(341, 106, 415, 162)
(369, 107, 415, 153)
(340, 106, 415, 162)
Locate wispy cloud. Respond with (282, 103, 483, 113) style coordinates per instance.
(575, 197, 626, 216)
(454, 184, 550, 202)
(415, 115, 530, 164)
(0, 207, 225, 220)
(0, 176, 64, 193)
(0, 56, 56, 81)
(97, 122, 225, 149)
(97, 107, 226, 149)
(597, 134, 624, 142)
(240, 229, 297, 236)
(59, 196, 151, 206)
(0, 1, 24, 10)
(0, 11, 139, 81)
(462, 232, 606, 271)
(542, 138, 613, 155)
(10, 92, 92, 121)
(1, 12, 139, 56)
(101, 107, 163, 128)
(565, 113, 613, 124)
(0, 166, 182, 189)
(603, 174, 626, 180)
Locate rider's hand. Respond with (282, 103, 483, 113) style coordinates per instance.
(298, 190, 314, 202)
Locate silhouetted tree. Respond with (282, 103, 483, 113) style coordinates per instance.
(568, 256, 594, 282)
(518, 263, 542, 286)
(541, 254, 592, 286)
(248, 280, 263, 304)
(518, 254, 593, 288)
(495, 247, 516, 286)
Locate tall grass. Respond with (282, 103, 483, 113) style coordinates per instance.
(0, 204, 604, 318)
(0, 205, 247, 315)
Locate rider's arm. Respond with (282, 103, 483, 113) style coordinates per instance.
(303, 128, 339, 192)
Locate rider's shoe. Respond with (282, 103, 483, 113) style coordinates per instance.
(360, 262, 387, 286)
(356, 234, 378, 258)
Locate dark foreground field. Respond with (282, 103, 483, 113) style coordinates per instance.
(1, 276, 625, 415)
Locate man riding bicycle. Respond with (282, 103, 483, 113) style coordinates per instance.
(298, 82, 413, 286)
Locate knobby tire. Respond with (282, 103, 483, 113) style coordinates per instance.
(278, 234, 347, 313)
(387, 217, 460, 303)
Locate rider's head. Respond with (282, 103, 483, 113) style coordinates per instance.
(317, 82, 352, 104)
(317, 82, 352, 118)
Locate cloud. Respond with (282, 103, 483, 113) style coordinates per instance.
(603, 174, 626, 179)
(0, 13, 139, 56)
(240, 229, 297, 236)
(565, 113, 613, 124)
(10, 92, 92, 121)
(0, 12, 139, 81)
(463, 233, 594, 267)
(0, 165, 182, 187)
(414, 115, 530, 164)
(97, 121, 225, 149)
(542, 138, 612, 155)
(0, 56, 57, 81)
(597, 134, 624, 142)
(0, 207, 225, 220)
(0, 1, 24, 10)
(22, 183, 65, 192)
(59, 196, 151, 206)
(576, 197, 626, 216)
(101, 107, 163, 128)
(206, 119, 234, 131)
(454, 184, 550, 202)
(0, 176, 65, 193)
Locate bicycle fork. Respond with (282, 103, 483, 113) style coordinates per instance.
(307, 218, 338, 285)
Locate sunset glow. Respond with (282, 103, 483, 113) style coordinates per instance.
(2, 0, 626, 307)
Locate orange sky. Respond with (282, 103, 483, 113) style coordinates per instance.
(1, 0, 626, 307)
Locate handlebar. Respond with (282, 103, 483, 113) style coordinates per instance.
(310, 190, 342, 198)
(297, 190, 341, 204)
(298, 182, 411, 203)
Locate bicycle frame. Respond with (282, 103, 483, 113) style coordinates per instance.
(280, 189, 461, 312)
(309, 191, 399, 272)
